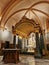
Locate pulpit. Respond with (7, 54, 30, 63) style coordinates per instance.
(2, 48, 20, 63)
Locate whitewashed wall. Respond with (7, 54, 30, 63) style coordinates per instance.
(0, 30, 13, 43)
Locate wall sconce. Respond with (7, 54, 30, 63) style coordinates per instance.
(0, 25, 7, 31)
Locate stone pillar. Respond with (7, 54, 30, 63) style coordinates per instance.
(13, 35, 16, 48)
(27, 39, 28, 46)
(35, 32, 42, 58)
(22, 38, 25, 49)
(39, 33, 45, 55)
(35, 32, 39, 49)
(12, 26, 16, 48)
(24, 38, 28, 47)
(18, 36, 22, 49)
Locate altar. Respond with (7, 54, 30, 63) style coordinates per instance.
(2, 48, 20, 63)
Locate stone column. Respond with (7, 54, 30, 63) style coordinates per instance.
(22, 38, 25, 49)
(35, 32, 39, 49)
(18, 36, 22, 49)
(27, 39, 28, 46)
(39, 33, 45, 55)
(13, 35, 16, 48)
(35, 32, 42, 58)
(12, 26, 16, 48)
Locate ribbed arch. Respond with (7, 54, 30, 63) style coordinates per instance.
(1, 0, 23, 22)
(3, 8, 49, 26)
(1, 0, 49, 25)
(31, 10, 43, 29)
(30, 1, 49, 8)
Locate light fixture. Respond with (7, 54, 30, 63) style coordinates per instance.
(0, 25, 7, 31)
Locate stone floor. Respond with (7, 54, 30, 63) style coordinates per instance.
(0, 55, 49, 65)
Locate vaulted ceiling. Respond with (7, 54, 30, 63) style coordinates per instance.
(0, 0, 49, 37)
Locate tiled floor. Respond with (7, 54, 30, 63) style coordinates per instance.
(0, 55, 49, 65)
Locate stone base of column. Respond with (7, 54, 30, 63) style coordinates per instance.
(34, 50, 42, 58)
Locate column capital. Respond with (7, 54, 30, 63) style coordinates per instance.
(12, 26, 16, 35)
(12, 30, 16, 36)
(34, 27, 39, 33)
